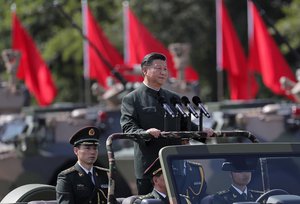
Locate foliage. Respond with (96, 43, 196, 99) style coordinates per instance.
(276, 0, 300, 67)
(0, 0, 299, 104)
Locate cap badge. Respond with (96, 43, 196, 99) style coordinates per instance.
(89, 128, 95, 136)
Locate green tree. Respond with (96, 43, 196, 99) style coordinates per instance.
(276, 0, 300, 67)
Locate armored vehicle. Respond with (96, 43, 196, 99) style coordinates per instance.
(204, 99, 300, 143)
(0, 103, 133, 200)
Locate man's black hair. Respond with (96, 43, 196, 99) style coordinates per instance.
(141, 52, 166, 68)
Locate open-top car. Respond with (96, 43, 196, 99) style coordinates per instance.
(159, 141, 300, 204)
(2, 131, 300, 204)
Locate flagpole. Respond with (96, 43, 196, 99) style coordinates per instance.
(247, 0, 254, 100)
(123, 1, 129, 64)
(81, 0, 91, 105)
(216, 0, 224, 101)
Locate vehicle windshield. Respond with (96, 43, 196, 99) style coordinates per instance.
(0, 118, 27, 143)
(159, 143, 300, 204)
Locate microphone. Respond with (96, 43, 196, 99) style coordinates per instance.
(170, 97, 188, 117)
(192, 96, 211, 118)
(181, 96, 199, 118)
(158, 96, 175, 118)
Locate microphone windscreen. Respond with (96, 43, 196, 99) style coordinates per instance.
(170, 97, 179, 105)
(158, 96, 166, 104)
(192, 96, 201, 105)
(181, 96, 190, 106)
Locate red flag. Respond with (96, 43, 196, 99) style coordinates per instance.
(84, 5, 125, 89)
(124, 5, 178, 79)
(216, 0, 258, 100)
(185, 65, 199, 82)
(248, 1, 296, 96)
(123, 4, 200, 83)
(12, 13, 57, 106)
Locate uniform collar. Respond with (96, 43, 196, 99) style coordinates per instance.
(77, 162, 94, 175)
(231, 185, 248, 195)
(154, 189, 167, 198)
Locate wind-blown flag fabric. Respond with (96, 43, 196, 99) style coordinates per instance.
(12, 13, 57, 106)
(216, 0, 258, 100)
(248, 1, 295, 96)
(84, 5, 124, 89)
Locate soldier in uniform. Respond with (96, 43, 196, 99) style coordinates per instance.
(173, 160, 208, 204)
(210, 158, 262, 204)
(133, 157, 170, 204)
(56, 126, 113, 204)
(132, 158, 191, 204)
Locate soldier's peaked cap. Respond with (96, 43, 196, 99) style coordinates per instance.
(222, 157, 258, 172)
(69, 126, 100, 146)
(144, 157, 162, 177)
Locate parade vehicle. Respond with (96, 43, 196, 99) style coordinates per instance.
(2, 131, 300, 204)
(106, 131, 300, 204)
(159, 139, 300, 204)
(205, 99, 300, 143)
(0, 102, 133, 201)
(0, 48, 133, 200)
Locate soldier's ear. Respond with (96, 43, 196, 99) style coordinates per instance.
(152, 176, 157, 184)
(74, 146, 79, 155)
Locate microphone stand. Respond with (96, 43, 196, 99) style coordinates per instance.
(198, 110, 203, 131)
(175, 112, 181, 131)
(186, 114, 192, 131)
(163, 111, 168, 131)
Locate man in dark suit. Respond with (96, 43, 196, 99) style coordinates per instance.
(56, 126, 112, 204)
(210, 158, 262, 204)
(120, 52, 213, 195)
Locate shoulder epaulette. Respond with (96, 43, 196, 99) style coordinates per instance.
(217, 189, 230, 196)
(94, 166, 109, 172)
(62, 166, 76, 175)
(138, 193, 152, 200)
(249, 189, 264, 194)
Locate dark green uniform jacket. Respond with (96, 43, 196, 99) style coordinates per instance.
(211, 186, 262, 204)
(133, 190, 169, 204)
(56, 163, 109, 204)
(174, 161, 208, 203)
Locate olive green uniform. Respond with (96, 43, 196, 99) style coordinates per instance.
(56, 163, 109, 204)
(211, 186, 262, 204)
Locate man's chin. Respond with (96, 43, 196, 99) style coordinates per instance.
(87, 159, 97, 164)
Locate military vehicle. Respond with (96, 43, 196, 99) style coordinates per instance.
(0, 49, 133, 200)
(0, 102, 135, 199)
(159, 139, 300, 204)
(2, 130, 300, 204)
(204, 99, 300, 143)
(2, 43, 300, 204)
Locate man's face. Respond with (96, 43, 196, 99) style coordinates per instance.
(74, 144, 98, 166)
(153, 172, 167, 193)
(143, 59, 168, 87)
(231, 171, 252, 187)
